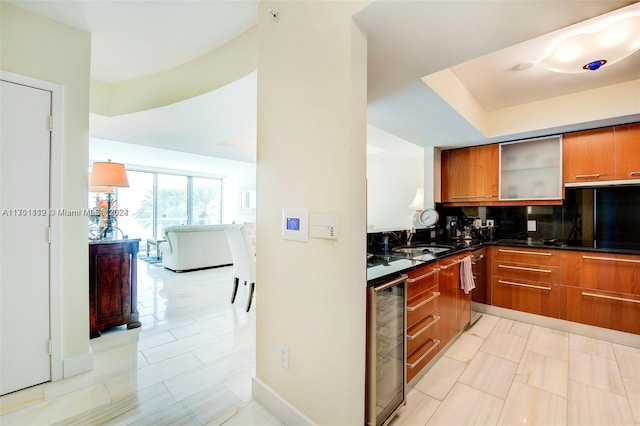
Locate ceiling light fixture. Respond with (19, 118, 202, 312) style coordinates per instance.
(539, 7, 640, 74)
(583, 59, 607, 71)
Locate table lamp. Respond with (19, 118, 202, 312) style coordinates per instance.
(89, 160, 129, 239)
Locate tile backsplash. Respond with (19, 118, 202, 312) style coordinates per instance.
(435, 185, 640, 248)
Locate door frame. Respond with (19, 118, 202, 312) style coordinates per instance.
(1, 70, 64, 382)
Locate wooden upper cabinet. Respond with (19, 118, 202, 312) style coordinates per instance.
(614, 123, 640, 180)
(563, 127, 614, 183)
(442, 144, 498, 203)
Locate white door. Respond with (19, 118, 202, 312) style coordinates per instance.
(0, 80, 52, 395)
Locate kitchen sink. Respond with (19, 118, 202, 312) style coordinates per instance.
(392, 245, 454, 256)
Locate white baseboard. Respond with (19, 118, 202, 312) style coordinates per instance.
(62, 349, 94, 379)
(252, 377, 316, 426)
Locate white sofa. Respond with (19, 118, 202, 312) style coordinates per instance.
(159, 225, 233, 272)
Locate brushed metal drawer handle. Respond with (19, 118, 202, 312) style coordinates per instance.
(451, 195, 494, 199)
(407, 269, 440, 283)
(407, 316, 441, 340)
(498, 264, 552, 273)
(631, 171, 640, 176)
(407, 292, 441, 311)
(498, 249, 552, 257)
(407, 339, 441, 368)
(575, 173, 600, 179)
(581, 292, 640, 304)
(373, 274, 408, 292)
(441, 259, 464, 270)
(498, 279, 551, 291)
(582, 255, 640, 264)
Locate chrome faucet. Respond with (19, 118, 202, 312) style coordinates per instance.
(406, 228, 416, 246)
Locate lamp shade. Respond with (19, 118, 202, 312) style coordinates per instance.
(408, 188, 424, 210)
(89, 160, 129, 188)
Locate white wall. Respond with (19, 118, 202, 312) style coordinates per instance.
(1, 3, 92, 367)
(367, 125, 424, 232)
(255, 1, 368, 424)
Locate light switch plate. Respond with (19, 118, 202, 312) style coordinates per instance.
(310, 214, 338, 240)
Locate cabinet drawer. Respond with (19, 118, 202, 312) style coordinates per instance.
(406, 335, 441, 383)
(492, 276, 559, 318)
(560, 286, 640, 335)
(492, 246, 560, 267)
(407, 314, 439, 355)
(561, 251, 640, 295)
(493, 262, 560, 284)
(407, 285, 439, 325)
(406, 267, 439, 298)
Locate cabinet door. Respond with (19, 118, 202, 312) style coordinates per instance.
(560, 286, 640, 334)
(89, 243, 131, 334)
(563, 128, 614, 183)
(499, 136, 562, 200)
(444, 145, 498, 202)
(614, 123, 640, 180)
(438, 254, 469, 345)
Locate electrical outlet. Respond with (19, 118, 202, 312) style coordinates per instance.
(280, 344, 289, 369)
(527, 220, 537, 232)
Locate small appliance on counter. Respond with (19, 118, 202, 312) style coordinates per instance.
(445, 216, 459, 240)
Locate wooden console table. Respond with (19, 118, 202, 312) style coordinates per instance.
(89, 239, 141, 338)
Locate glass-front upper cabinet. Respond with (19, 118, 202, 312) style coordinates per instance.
(499, 136, 562, 201)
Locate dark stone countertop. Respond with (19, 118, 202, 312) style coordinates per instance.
(367, 238, 640, 285)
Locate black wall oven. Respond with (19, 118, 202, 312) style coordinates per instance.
(365, 273, 407, 426)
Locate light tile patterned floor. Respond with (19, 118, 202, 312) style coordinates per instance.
(2, 259, 639, 425)
(0, 259, 280, 426)
(393, 314, 640, 426)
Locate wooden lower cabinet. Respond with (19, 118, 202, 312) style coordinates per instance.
(89, 239, 141, 338)
(491, 246, 560, 318)
(438, 253, 470, 348)
(406, 264, 440, 383)
(561, 251, 640, 295)
(405, 252, 470, 383)
(489, 246, 640, 333)
(559, 250, 640, 334)
(560, 286, 640, 334)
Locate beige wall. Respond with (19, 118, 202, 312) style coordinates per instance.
(255, 1, 368, 423)
(1, 3, 92, 365)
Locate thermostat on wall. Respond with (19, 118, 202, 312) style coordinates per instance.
(282, 208, 309, 242)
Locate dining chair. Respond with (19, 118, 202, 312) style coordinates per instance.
(224, 224, 256, 312)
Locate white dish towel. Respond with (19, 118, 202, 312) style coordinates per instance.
(460, 255, 476, 294)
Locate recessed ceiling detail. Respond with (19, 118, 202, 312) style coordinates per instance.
(539, 14, 640, 74)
